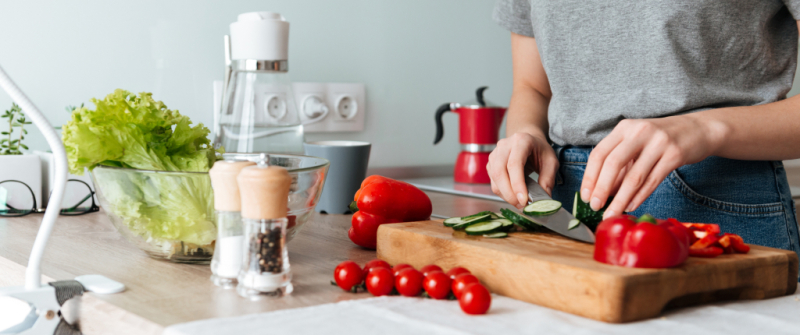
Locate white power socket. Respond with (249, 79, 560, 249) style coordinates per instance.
(213, 81, 365, 133)
(293, 82, 365, 132)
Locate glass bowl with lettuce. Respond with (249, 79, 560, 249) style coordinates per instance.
(62, 90, 329, 263)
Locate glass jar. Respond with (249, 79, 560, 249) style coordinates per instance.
(237, 217, 292, 299)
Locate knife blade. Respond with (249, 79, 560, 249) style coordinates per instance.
(518, 176, 596, 244)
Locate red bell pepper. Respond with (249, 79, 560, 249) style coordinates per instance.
(594, 215, 691, 268)
(349, 175, 433, 249)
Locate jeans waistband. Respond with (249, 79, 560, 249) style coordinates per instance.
(552, 144, 593, 164)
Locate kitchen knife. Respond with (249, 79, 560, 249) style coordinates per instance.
(518, 177, 596, 244)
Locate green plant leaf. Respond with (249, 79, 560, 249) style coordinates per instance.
(22, 129, 27, 134)
(20, 144, 28, 150)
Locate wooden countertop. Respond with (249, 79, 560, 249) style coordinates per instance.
(0, 191, 508, 334)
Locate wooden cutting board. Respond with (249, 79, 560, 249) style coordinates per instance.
(376, 220, 799, 323)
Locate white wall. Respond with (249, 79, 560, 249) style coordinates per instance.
(1, 1, 798, 168)
(0, 0, 512, 168)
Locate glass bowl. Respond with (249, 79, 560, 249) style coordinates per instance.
(92, 154, 329, 264)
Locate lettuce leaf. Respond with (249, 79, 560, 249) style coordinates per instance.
(63, 90, 219, 245)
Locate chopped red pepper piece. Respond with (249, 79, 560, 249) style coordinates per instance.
(717, 235, 731, 248)
(689, 246, 724, 258)
(691, 233, 721, 249)
(725, 233, 750, 253)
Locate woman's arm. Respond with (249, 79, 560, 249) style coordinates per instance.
(581, 21, 800, 219)
(487, 33, 558, 208)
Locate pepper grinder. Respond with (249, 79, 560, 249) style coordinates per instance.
(209, 160, 256, 288)
(236, 153, 293, 299)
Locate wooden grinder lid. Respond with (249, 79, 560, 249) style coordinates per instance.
(237, 154, 292, 220)
(209, 160, 256, 211)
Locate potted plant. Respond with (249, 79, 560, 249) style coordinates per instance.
(0, 103, 43, 209)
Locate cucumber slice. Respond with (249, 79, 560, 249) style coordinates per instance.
(483, 232, 508, 238)
(462, 211, 493, 220)
(500, 208, 542, 231)
(451, 214, 492, 229)
(523, 199, 562, 216)
(443, 217, 463, 227)
(494, 218, 513, 227)
(465, 221, 503, 235)
(568, 219, 581, 230)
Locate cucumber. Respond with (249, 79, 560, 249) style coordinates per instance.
(568, 219, 581, 230)
(462, 211, 493, 220)
(523, 199, 562, 216)
(443, 217, 464, 227)
(573, 191, 612, 232)
(465, 220, 503, 235)
(500, 209, 542, 231)
(451, 214, 492, 229)
(483, 232, 508, 238)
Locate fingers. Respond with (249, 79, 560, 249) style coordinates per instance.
(587, 137, 645, 212)
(488, 144, 522, 208)
(507, 139, 535, 206)
(626, 150, 681, 213)
(580, 131, 623, 203)
(537, 149, 559, 196)
(602, 143, 665, 219)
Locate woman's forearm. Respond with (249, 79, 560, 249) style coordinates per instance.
(694, 94, 800, 161)
(506, 33, 552, 141)
(506, 86, 550, 140)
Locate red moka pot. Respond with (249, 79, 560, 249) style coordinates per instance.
(434, 87, 507, 184)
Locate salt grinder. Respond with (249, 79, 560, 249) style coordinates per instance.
(236, 153, 293, 299)
(209, 160, 255, 288)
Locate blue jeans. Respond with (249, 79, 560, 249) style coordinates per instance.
(551, 145, 800, 280)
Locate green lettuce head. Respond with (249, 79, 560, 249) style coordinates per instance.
(63, 90, 219, 246)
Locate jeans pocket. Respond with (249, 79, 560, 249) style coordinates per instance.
(666, 170, 784, 216)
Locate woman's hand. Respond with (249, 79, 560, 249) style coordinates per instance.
(487, 132, 559, 209)
(580, 114, 726, 219)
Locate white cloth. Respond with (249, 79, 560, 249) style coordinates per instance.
(164, 293, 800, 335)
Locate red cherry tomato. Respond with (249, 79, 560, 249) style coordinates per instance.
(395, 268, 424, 297)
(445, 267, 471, 280)
(422, 271, 451, 299)
(333, 260, 364, 291)
(459, 283, 491, 315)
(451, 273, 480, 299)
(392, 263, 414, 277)
(365, 267, 394, 296)
(363, 259, 391, 277)
(420, 264, 443, 277)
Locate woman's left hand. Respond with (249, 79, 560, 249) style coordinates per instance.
(580, 114, 725, 219)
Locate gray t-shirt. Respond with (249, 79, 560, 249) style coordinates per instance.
(494, 0, 800, 146)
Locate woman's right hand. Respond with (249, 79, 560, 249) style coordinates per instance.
(487, 132, 559, 209)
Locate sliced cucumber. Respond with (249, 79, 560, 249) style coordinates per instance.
(523, 199, 562, 216)
(568, 219, 581, 230)
(494, 218, 513, 227)
(462, 210, 493, 220)
(483, 232, 508, 238)
(465, 221, 503, 235)
(451, 214, 492, 229)
(573, 191, 611, 232)
(443, 217, 464, 227)
(500, 208, 542, 231)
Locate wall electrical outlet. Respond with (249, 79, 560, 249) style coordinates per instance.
(213, 81, 366, 134)
(293, 82, 366, 132)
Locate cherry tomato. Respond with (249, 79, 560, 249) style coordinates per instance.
(392, 263, 414, 277)
(395, 268, 424, 297)
(422, 271, 451, 299)
(420, 264, 443, 277)
(333, 260, 364, 291)
(451, 273, 480, 299)
(363, 259, 391, 277)
(459, 283, 491, 315)
(365, 267, 394, 296)
(446, 267, 470, 280)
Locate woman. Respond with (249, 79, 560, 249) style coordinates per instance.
(489, 0, 800, 274)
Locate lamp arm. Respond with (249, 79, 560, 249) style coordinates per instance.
(0, 65, 68, 290)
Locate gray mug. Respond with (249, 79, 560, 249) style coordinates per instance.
(303, 141, 371, 214)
